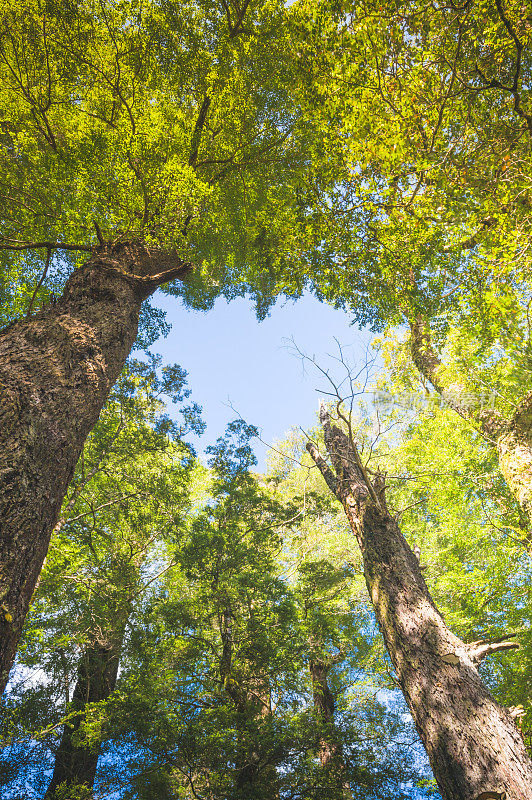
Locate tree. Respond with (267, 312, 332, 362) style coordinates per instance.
(266, 428, 432, 800)
(56, 422, 423, 800)
(282, 0, 532, 541)
(138, 420, 300, 799)
(0, 356, 200, 798)
(300, 560, 354, 800)
(0, 0, 310, 691)
(307, 402, 532, 799)
(377, 363, 532, 753)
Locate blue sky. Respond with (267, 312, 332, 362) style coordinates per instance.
(152, 291, 375, 468)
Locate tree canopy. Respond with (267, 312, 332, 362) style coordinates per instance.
(2, 0, 532, 797)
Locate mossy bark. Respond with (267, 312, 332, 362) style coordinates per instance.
(308, 410, 532, 800)
(410, 315, 532, 545)
(497, 391, 532, 535)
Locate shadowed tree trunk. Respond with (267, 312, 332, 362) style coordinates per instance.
(0, 241, 190, 694)
(219, 608, 279, 798)
(307, 405, 532, 800)
(44, 639, 122, 800)
(233, 686, 276, 797)
(310, 657, 352, 799)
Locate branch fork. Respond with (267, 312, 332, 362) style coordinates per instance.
(466, 631, 521, 664)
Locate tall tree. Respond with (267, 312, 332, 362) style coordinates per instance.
(0, 356, 199, 798)
(268, 433, 434, 799)
(76, 423, 422, 800)
(0, 0, 308, 690)
(377, 363, 532, 751)
(167, 420, 297, 799)
(307, 404, 532, 799)
(301, 561, 354, 800)
(284, 0, 532, 538)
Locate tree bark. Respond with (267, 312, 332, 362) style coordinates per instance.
(309, 658, 352, 799)
(44, 641, 121, 799)
(0, 241, 190, 694)
(307, 406, 532, 800)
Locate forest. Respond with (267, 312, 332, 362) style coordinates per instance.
(1, 0, 532, 797)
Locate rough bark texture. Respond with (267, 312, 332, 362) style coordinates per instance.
(310, 658, 352, 799)
(44, 642, 121, 799)
(307, 408, 532, 800)
(0, 242, 190, 693)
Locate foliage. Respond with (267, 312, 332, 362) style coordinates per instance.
(0, 0, 320, 316)
(0, 355, 201, 797)
(0, 404, 432, 799)
(279, 0, 532, 334)
(3, 0, 532, 795)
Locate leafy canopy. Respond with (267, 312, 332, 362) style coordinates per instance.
(0, 0, 313, 312)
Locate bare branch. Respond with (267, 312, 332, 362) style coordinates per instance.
(466, 630, 526, 663)
(467, 639, 520, 663)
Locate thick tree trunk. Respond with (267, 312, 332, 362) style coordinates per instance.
(0, 242, 190, 694)
(310, 658, 352, 799)
(308, 407, 532, 800)
(44, 641, 121, 799)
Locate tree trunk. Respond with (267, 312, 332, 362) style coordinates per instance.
(409, 315, 532, 545)
(497, 391, 532, 529)
(307, 406, 532, 800)
(0, 241, 190, 694)
(234, 682, 276, 796)
(219, 609, 279, 798)
(44, 641, 121, 799)
(309, 658, 352, 799)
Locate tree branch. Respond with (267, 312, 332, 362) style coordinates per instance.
(93, 221, 105, 245)
(95, 257, 193, 288)
(306, 441, 338, 497)
(188, 96, 211, 167)
(26, 246, 52, 317)
(409, 315, 508, 441)
(443, 215, 498, 252)
(466, 629, 526, 663)
(0, 239, 91, 252)
(319, 404, 383, 511)
(467, 639, 520, 664)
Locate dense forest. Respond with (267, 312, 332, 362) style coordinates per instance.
(1, 0, 532, 797)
